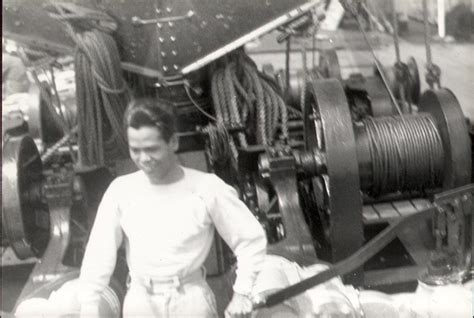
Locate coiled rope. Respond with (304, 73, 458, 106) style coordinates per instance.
(210, 51, 289, 156)
(48, 3, 130, 167)
(363, 114, 444, 196)
(201, 122, 233, 167)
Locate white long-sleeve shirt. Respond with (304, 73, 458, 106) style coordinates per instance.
(78, 167, 267, 306)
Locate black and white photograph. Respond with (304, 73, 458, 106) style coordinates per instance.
(2, 0, 474, 317)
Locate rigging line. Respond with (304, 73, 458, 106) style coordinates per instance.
(285, 38, 291, 92)
(49, 65, 74, 133)
(391, 0, 401, 63)
(312, 27, 316, 69)
(354, 14, 403, 117)
(422, 0, 433, 67)
(184, 82, 217, 122)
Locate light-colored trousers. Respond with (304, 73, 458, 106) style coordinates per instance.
(123, 271, 218, 318)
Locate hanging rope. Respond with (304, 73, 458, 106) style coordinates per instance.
(300, 43, 308, 126)
(48, 3, 130, 167)
(422, 0, 441, 88)
(363, 114, 445, 196)
(390, 0, 401, 64)
(201, 122, 233, 166)
(210, 51, 289, 155)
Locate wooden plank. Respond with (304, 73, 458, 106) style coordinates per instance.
(411, 199, 431, 211)
(364, 266, 422, 287)
(362, 205, 380, 224)
(373, 202, 401, 220)
(392, 200, 418, 216)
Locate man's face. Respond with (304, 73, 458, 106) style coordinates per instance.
(127, 126, 178, 179)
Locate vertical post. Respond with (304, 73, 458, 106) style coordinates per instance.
(437, 0, 446, 38)
(285, 38, 291, 92)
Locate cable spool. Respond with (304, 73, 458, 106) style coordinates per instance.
(355, 88, 471, 197)
(357, 114, 445, 197)
(303, 79, 471, 263)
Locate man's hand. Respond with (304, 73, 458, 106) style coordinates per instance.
(225, 292, 253, 318)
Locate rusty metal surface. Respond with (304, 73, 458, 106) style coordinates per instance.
(3, 0, 318, 79)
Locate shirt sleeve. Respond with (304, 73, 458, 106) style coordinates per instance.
(205, 175, 267, 296)
(78, 180, 123, 307)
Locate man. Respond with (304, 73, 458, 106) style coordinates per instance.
(78, 98, 267, 317)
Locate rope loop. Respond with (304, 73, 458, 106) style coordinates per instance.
(50, 2, 129, 167)
(210, 50, 289, 156)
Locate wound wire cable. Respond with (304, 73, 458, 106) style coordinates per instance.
(363, 114, 444, 196)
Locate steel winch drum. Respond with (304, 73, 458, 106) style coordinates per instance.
(2, 134, 49, 259)
(303, 79, 472, 262)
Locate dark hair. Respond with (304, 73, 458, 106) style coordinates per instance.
(124, 98, 177, 142)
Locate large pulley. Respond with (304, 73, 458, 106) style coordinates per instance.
(304, 78, 363, 263)
(2, 134, 50, 259)
(261, 49, 342, 109)
(381, 56, 421, 108)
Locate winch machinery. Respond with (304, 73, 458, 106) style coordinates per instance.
(2, 0, 473, 315)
